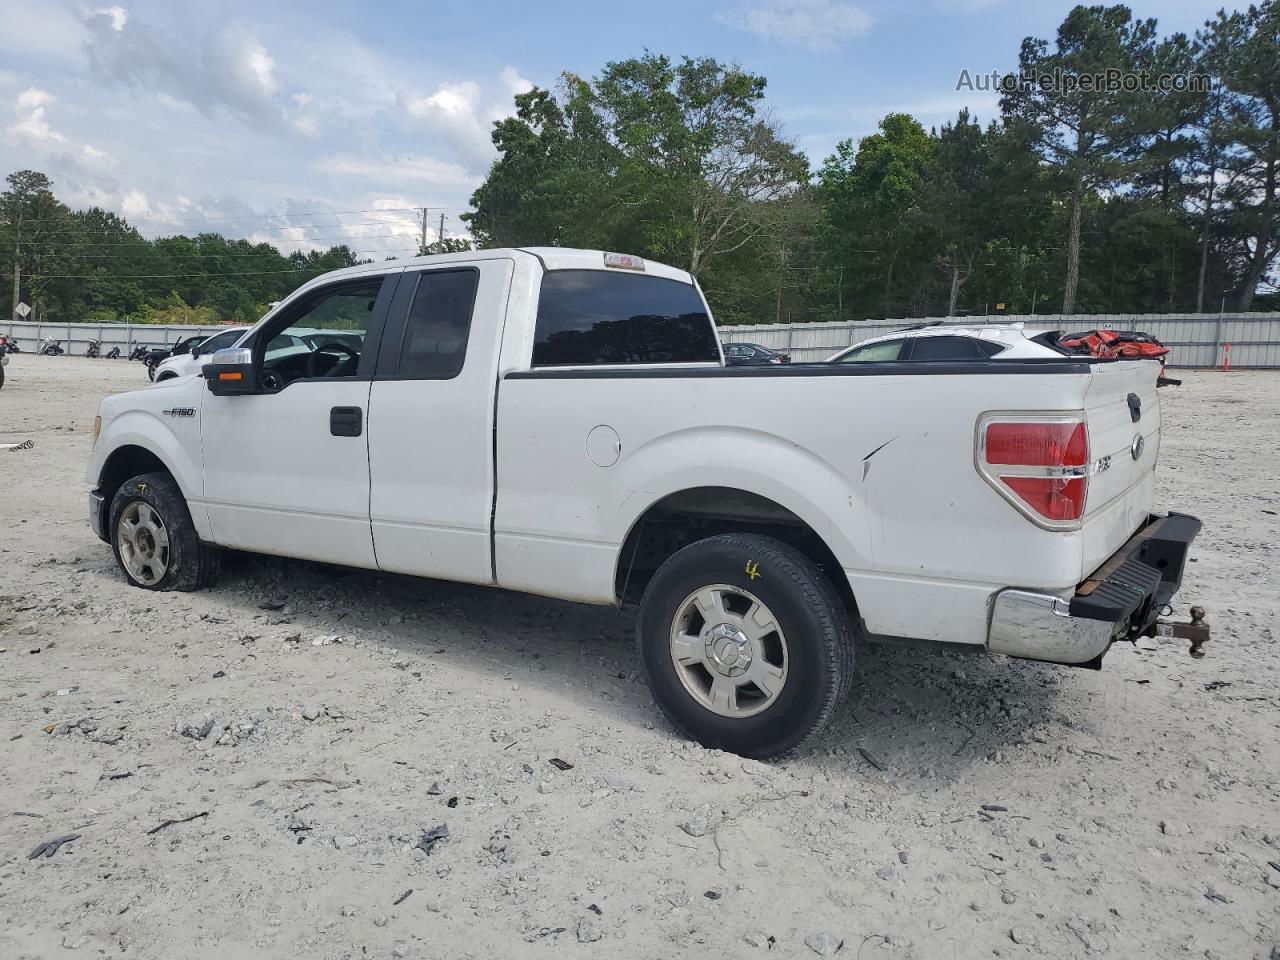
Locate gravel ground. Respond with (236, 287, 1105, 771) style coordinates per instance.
(1, 352, 1278, 960)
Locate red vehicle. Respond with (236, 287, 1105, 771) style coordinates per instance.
(1058, 329, 1179, 386)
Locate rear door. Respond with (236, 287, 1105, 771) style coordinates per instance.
(367, 258, 514, 583)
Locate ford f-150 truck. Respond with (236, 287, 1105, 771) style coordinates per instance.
(86, 248, 1205, 758)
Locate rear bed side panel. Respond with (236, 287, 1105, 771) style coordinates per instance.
(494, 368, 1105, 643)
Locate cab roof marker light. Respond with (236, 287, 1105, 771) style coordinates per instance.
(603, 252, 645, 272)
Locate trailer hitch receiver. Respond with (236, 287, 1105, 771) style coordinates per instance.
(1155, 606, 1209, 659)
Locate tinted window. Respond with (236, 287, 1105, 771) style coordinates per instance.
(836, 339, 905, 362)
(975, 339, 1006, 357)
(398, 269, 478, 379)
(909, 336, 986, 361)
(726, 344, 751, 358)
(197, 329, 242, 355)
(533, 270, 718, 366)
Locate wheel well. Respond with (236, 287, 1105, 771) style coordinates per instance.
(97, 445, 173, 508)
(156, 372, 176, 381)
(614, 487, 857, 614)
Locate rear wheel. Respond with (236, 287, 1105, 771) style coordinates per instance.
(637, 533, 855, 759)
(109, 472, 219, 591)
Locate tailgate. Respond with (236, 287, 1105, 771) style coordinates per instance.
(1080, 360, 1162, 574)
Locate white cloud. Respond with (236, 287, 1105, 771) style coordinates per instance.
(400, 80, 494, 166)
(399, 68, 534, 171)
(16, 87, 55, 112)
(120, 189, 150, 218)
(499, 66, 533, 97)
(317, 153, 479, 189)
(83, 10, 282, 123)
(718, 1, 873, 52)
(93, 5, 129, 31)
(10, 87, 67, 144)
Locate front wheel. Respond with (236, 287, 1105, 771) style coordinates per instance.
(109, 472, 219, 591)
(637, 533, 855, 759)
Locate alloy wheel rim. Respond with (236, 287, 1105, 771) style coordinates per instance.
(669, 584, 788, 718)
(117, 500, 169, 586)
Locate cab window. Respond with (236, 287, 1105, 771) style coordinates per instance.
(257, 279, 382, 386)
(396, 269, 479, 380)
(532, 270, 718, 366)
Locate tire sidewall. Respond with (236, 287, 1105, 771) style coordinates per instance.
(108, 475, 196, 590)
(638, 535, 844, 757)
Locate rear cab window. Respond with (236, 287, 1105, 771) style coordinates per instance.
(532, 270, 719, 367)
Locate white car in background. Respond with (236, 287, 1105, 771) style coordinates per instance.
(152, 327, 249, 382)
(152, 326, 363, 382)
(828, 321, 1065, 363)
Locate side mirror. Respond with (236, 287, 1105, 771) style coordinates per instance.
(203, 347, 256, 396)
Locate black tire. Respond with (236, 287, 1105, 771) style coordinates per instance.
(0, 362, 5, 389)
(146, 362, 157, 381)
(109, 472, 220, 591)
(637, 533, 855, 759)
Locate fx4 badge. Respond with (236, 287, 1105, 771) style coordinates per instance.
(162, 407, 195, 418)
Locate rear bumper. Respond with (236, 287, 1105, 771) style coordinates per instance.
(988, 512, 1201, 665)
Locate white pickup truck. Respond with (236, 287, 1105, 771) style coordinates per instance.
(87, 248, 1205, 758)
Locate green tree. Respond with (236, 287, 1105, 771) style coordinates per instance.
(1002, 4, 1158, 313)
(1203, 0, 1280, 310)
(467, 53, 808, 286)
(816, 114, 933, 317)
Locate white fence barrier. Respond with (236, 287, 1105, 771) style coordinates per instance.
(0, 319, 230, 356)
(5, 312, 1280, 368)
(720, 313, 1280, 368)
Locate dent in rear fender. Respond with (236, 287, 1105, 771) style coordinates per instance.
(607, 425, 873, 567)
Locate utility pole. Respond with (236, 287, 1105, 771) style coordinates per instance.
(438, 212, 445, 247)
(418, 208, 429, 255)
(10, 207, 20, 323)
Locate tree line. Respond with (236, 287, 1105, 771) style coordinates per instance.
(0, 170, 364, 326)
(467, 2, 1279, 322)
(3, 2, 1277, 327)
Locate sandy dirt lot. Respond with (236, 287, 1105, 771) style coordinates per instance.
(1, 352, 1277, 960)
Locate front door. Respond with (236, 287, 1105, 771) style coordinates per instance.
(200, 272, 399, 568)
(367, 259, 513, 583)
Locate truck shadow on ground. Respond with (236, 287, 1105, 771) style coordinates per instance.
(79, 545, 1068, 778)
(210, 551, 1069, 776)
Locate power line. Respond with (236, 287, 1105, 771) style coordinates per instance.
(15, 206, 472, 225)
(28, 267, 336, 280)
(48, 230, 424, 249)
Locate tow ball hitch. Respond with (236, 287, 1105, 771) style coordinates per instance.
(1154, 606, 1210, 658)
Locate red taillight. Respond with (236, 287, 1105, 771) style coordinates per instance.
(1000, 476, 1087, 521)
(979, 418, 1090, 525)
(985, 422, 1087, 466)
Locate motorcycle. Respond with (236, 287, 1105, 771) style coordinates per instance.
(86, 338, 102, 358)
(0, 335, 20, 353)
(104, 345, 121, 359)
(128, 344, 151, 362)
(37, 337, 65, 356)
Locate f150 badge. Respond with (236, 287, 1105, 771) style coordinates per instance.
(162, 407, 195, 418)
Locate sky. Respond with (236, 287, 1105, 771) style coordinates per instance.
(0, 0, 1243, 258)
